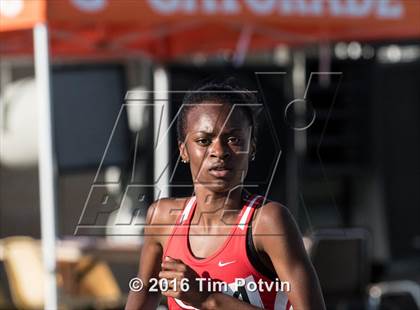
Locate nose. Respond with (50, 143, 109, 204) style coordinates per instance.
(210, 137, 231, 160)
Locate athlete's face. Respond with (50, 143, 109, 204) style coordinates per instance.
(179, 102, 255, 193)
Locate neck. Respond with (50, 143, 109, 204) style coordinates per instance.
(192, 186, 246, 228)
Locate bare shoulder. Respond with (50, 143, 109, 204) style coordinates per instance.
(253, 200, 297, 234)
(145, 197, 191, 246)
(146, 197, 188, 225)
(252, 201, 306, 262)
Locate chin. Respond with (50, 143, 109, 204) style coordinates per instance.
(197, 179, 241, 193)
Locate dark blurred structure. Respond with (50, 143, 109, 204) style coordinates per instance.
(52, 64, 130, 172)
(309, 229, 370, 309)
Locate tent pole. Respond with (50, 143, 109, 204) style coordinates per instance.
(33, 23, 58, 310)
(287, 50, 306, 217)
(0, 60, 12, 91)
(153, 66, 170, 200)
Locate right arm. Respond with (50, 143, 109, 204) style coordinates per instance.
(125, 201, 165, 310)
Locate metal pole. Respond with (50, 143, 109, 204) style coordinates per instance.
(287, 50, 306, 217)
(0, 60, 12, 91)
(33, 23, 58, 310)
(153, 66, 170, 200)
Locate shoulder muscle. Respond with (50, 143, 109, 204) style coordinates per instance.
(144, 197, 189, 246)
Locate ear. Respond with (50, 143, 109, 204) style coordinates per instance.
(178, 140, 189, 162)
(250, 141, 257, 160)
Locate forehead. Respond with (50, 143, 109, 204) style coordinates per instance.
(185, 102, 250, 134)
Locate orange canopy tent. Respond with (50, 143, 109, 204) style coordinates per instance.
(1, 0, 420, 60)
(1, 1, 419, 308)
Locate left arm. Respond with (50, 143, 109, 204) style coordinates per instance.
(254, 202, 326, 310)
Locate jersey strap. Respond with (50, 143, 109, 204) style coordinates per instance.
(178, 196, 197, 224)
(237, 194, 264, 230)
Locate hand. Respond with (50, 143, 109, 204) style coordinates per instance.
(159, 256, 210, 308)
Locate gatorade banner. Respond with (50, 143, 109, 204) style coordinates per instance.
(1, 0, 420, 58)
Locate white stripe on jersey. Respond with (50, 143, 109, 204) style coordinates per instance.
(237, 195, 261, 230)
(179, 196, 196, 224)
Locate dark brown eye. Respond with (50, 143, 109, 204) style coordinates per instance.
(227, 137, 240, 144)
(196, 138, 211, 146)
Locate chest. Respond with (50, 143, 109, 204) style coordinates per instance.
(188, 225, 234, 258)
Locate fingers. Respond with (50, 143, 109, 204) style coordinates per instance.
(161, 261, 187, 272)
(164, 256, 183, 263)
(158, 270, 184, 280)
(158, 270, 187, 294)
(161, 256, 187, 272)
(161, 289, 182, 299)
(159, 256, 191, 293)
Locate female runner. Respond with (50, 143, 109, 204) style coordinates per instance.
(126, 81, 325, 310)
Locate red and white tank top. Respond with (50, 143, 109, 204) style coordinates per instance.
(162, 194, 292, 310)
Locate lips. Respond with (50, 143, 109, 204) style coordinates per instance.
(208, 163, 233, 178)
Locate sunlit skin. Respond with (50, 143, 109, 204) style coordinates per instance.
(178, 102, 255, 228)
(126, 101, 326, 310)
(182, 103, 252, 189)
(178, 103, 255, 256)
